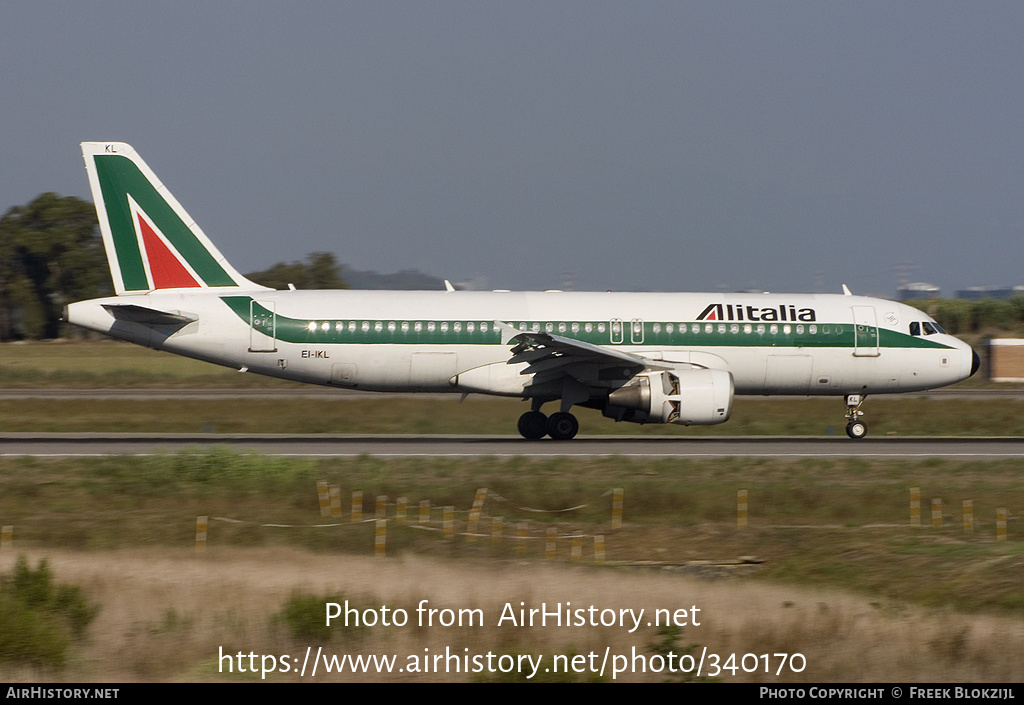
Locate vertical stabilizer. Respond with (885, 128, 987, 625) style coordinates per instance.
(81, 142, 267, 295)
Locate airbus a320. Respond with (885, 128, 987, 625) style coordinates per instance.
(66, 142, 979, 439)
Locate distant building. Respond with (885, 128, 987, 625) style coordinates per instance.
(897, 282, 940, 301)
(987, 339, 1024, 382)
(955, 286, 1024, 301)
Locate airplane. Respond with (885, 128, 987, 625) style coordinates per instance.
(65, 142, 980, 440)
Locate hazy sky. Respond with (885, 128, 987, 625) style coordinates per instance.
(2, 2, 1022, 296)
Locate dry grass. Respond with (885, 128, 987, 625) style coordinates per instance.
(0, 548, 1019, 683)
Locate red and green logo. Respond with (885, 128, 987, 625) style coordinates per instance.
(93, 154, 237, 291)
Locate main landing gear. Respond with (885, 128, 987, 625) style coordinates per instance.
(844, 394, 867, 439)
(517, 410, 579, 440)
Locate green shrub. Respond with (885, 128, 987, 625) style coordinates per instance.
(273, 591, 366, 643)
(0, 556, 100, 668)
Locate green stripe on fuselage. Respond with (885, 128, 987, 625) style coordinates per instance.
(221, 296, 954, 350)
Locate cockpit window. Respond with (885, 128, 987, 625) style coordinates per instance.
(910, 322, 921, 336)
(922, 321, 939, 335)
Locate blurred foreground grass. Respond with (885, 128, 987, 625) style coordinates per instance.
(1, 451, 1020, 615)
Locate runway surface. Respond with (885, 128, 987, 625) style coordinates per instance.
(1, 387, 1021, 400)
(2, 433, 1023, 458)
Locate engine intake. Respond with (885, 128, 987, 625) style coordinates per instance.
(603, 367, 733, 425)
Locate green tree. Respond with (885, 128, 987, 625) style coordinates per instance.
(970, 298, 1016, 333)
(0, 193, 111, 340)
(245, 251, 348, 290)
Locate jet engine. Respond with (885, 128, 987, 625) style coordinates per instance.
(602, 367, 733, 425)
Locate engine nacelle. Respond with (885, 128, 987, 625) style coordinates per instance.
(603, 367, 734, 425)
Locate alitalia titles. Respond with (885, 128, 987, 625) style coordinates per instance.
(697, 303, 816, 323)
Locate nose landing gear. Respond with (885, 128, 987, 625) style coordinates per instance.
(844, 394, 867, 439)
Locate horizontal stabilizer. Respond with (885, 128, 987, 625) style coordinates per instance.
(101, 303, 198, 326)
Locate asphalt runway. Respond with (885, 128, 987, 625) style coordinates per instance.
(2, 433, 1023, 458)
(1, 388, 1021, 400)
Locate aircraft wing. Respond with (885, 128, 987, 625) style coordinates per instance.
(496, 321, 671, 395)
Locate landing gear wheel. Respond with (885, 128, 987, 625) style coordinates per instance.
(517, 411, 548, 440)
(546, 412, 579, 440)
(843, 394, 867, 440)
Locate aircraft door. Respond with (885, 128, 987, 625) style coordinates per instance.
(249, 299, 277, 352)
(852, 306, 880, 357)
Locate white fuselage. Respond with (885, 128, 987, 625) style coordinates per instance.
(66, 288, 976, 399)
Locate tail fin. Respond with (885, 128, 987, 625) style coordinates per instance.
(81, 142, 267, 295)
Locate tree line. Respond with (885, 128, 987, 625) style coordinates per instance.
(0, 194, 351, 340)
(1, 193, 1022, 340)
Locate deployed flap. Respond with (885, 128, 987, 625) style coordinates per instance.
(101, 303, 198, 326)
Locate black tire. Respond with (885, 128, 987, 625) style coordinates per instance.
(517, 411, 548, 440)
(846, 421, 867, 439)
(546, 412, 579, 440)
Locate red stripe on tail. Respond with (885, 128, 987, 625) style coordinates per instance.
(138, 214, 201, 288)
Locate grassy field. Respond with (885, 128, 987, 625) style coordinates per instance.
(3, 452, 1019, 611)
(3, 340, 1022, 436)
(3, 394, 1024, 436)
(1, 341, 1021, 681)
(0, 451, 1020, 681)
(0, 340, 296, 389)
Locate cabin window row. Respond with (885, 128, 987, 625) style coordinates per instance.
(305, 320, 492, 333)
(300, 319, 835, 337)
